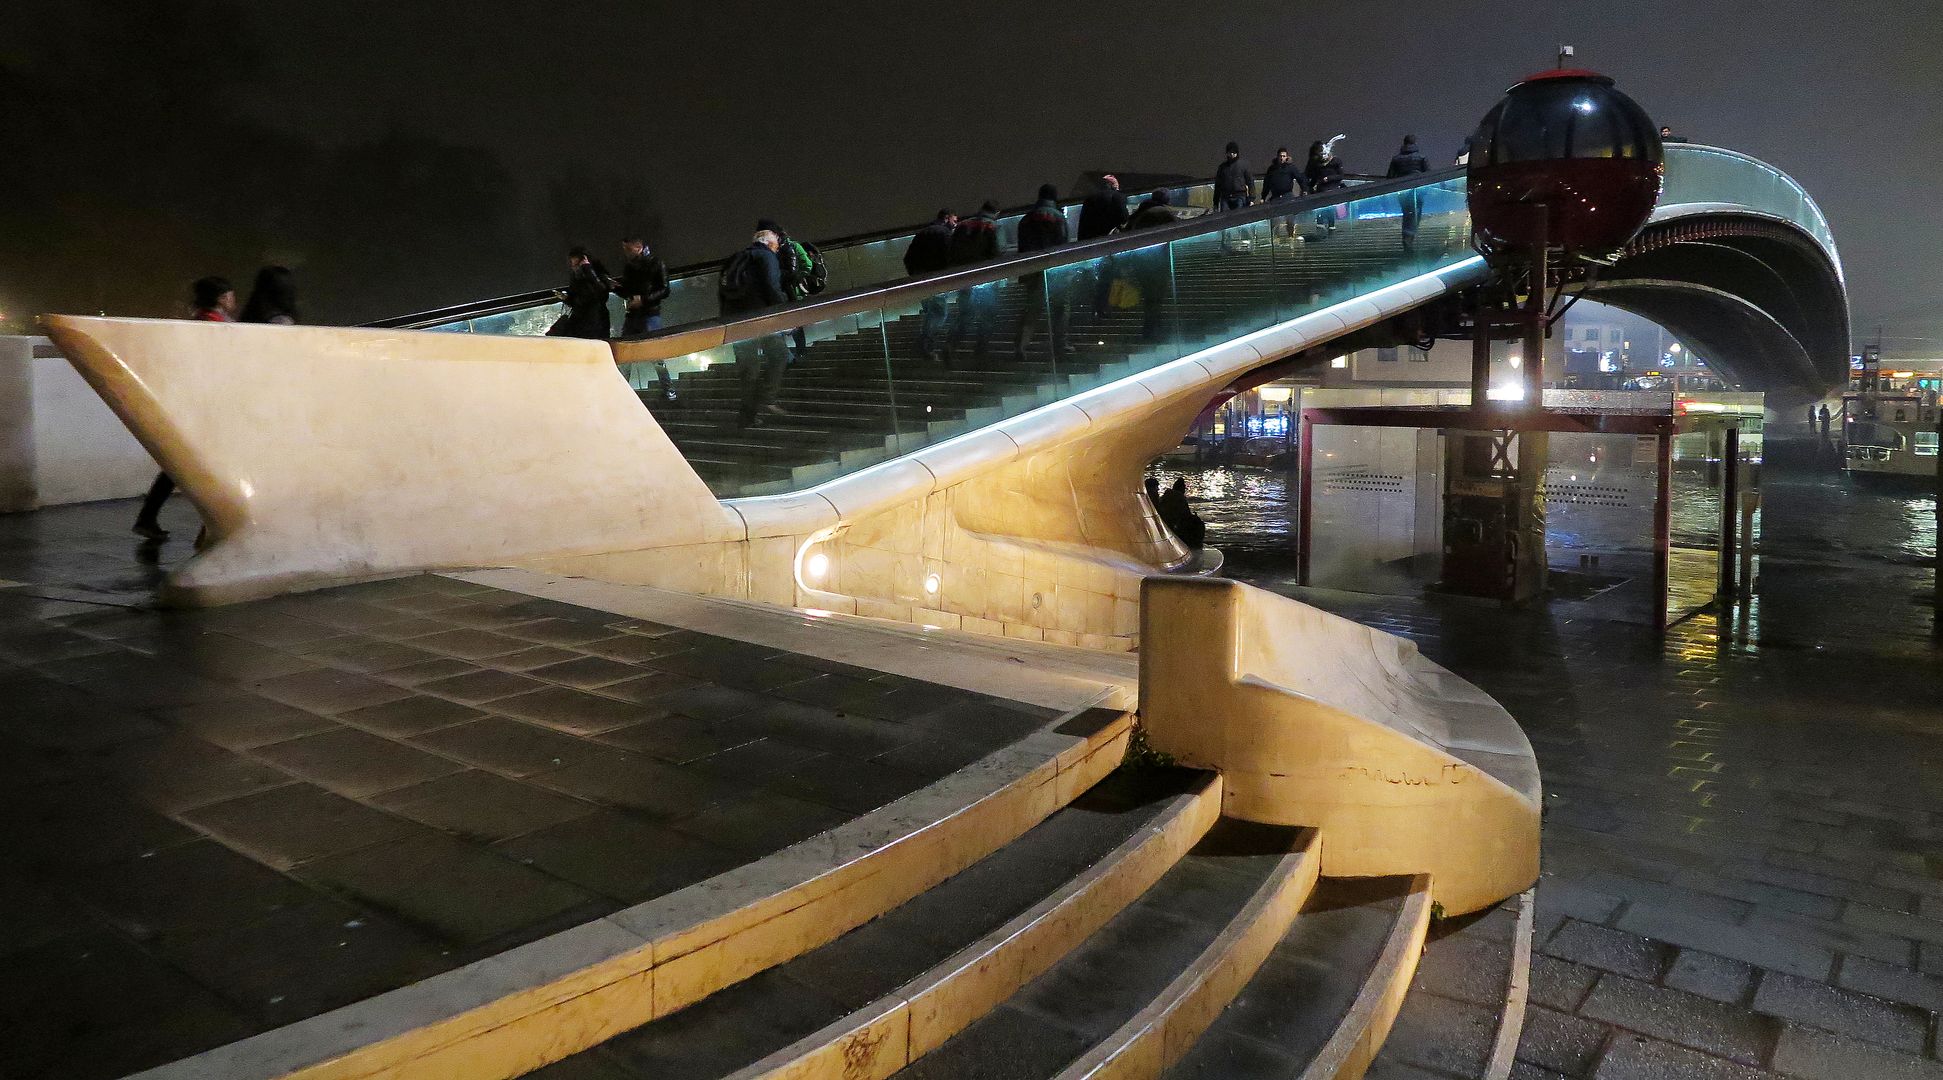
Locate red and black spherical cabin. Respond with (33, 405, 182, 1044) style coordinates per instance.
(1467, 69, 1663, 262)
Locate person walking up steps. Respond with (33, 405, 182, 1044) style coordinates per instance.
(719, 229, 792, 427)
(615, 235, 676, 400)
(134, 276, 235, 541)
(1014, 184, 1071, 363)
(904, 209, 957, 362)
(1386, 135, 1430, 251)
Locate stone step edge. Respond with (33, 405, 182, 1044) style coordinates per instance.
(1478, 888, 1536, 1080)
(1055, 829, 1325, 1080)
(724, 772, 1226, 1080)
(128, 703, 1134, 1080)
(1297, 876, 1434, 1080)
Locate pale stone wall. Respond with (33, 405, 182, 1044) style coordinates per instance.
(0, 336, 159, 512)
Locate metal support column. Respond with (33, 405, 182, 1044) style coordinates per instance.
(1654, 432, 1673, 628)
(1297, 411, 1315, 586)
(1720, 426, 1740, 600)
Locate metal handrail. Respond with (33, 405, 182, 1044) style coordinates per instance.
(611, 167, 1466, 363)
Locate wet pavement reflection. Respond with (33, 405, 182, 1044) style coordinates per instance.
(1170, 455, 1943, 1076)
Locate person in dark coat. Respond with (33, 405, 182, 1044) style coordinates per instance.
(134, 276, 235, 540)
(758, 218, 813, 354)
(945, 201, 1002, 362)
(1014, 184, 1071, 362)
(1305, 138, 1347, 236)
(1125, 189, 1178, 341)
(905, 209, 958, 361)
(1077, 174, 1129, 241)
(1077, 175, 1130, 319)
(1157, 478, 1205, 548)
(1213, 141, 1253, 210)
(1262, 146, 1302, 238)
(1214, 141, 1254, 254)
(548, 247, 611, 340)
(615, 235, 676, 400)
(240, 266, 298, 325)
(1386, 135, 1431, 251)
(721, 230, 792, 425)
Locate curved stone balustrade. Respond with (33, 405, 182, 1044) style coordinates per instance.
(1137, 575, 1540, 915)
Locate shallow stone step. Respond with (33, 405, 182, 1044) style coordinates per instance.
(1163, 876, 1431, 1080)
(540, 768, 1220, 1079)
(890, 820, 1320, 1079)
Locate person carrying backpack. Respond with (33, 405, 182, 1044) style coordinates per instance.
(904, 209, 957, 361)
(759, 218, 820, 355)
(1014, 184, 1070, 363)
(944, 201, 1001, 364)
(719, 230, 792, 426)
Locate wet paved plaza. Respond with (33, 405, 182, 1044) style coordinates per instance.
(0, 456, 1936, 1079)
(1203, 457, 1943, 1079)
(0, 501, 1053, 1079)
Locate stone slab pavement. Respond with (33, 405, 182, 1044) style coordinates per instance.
(0, 497, 1056, 1079)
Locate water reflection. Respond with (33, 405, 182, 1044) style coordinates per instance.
(1145, 464, 1297, 562)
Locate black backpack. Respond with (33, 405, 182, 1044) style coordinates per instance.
(718, 248, 758, 305)
(800, 241, 830, 295)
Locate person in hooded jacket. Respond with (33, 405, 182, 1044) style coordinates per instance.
(1262, 146, 1303, 238)
(240, 266, 298, 325)
(1304, 138, 1347, 236)
(548, 247, 612, 339)
(721, 230, 792, 425)
(1214, 141, 1255, 253)
(1077, 175, 1129, 319)
(1386, 135, 1431, 250)
(1013, 184, 1071, 362)
(1125, 189, 1177, 341)
(904, 209, 957, 361)
(945, 201, 1001, 363)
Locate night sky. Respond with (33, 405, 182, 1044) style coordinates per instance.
(3, 1, 1938, 350)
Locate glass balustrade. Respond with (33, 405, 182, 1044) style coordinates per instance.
(618, 177, 1473, 498)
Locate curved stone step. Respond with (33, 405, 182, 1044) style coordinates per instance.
(533, 767, 1220, 1079)
(1163, 876, 1432, 1080)
(128, 707, 1133, 1080)
(887, 821, 1321, 1080)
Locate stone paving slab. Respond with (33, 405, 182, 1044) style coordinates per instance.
(0, 499, 1063, 1079)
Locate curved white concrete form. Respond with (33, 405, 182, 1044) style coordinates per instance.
(1137, 575, 1540, 916)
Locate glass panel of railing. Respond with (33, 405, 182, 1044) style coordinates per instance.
(633, 176, 1470, 498)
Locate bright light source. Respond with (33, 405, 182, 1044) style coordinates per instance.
(923, 573, 940, 595)
(805, 552, 830, 580)
(1330, 356, 1348, 369)
(1256, 386, 1293, 402)
(1486, 381, 1526, 401)
(1668, 343, 1682, 354)
(1507, 353, 1523, 369)
(1573, 98, 1595, 114)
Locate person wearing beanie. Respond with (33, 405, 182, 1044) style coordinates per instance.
(1015, 183, 1071, 362)
(1125, 189, 1178, 341)
(1387, 134, 1431, 250)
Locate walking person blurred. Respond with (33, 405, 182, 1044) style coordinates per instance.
(1077, 174, 1129, 318)
(760, 218, 822, 356)
(133, 276, 235, 540)
(1262, 146, 1302, 239)
(615, 235, 676, 400)
(1386, 135, 1430, 251)
(1305, 136, 1347, 236)
(1014, 184, 1071, 363)
(719, 230, 792, 426)
(1214, 141, 1253, 253)
(1126, 189, 1179, 341)
(944, 201, 1001, 364)
(239, 266, 298, 324)
(904, 209, 957, 362)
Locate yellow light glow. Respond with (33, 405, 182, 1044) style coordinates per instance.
(1330, 356, 1349, 369)
(806, 552, 830, 580)
(923, 573, 940, 594)
(1256, 386, 1293, 402)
